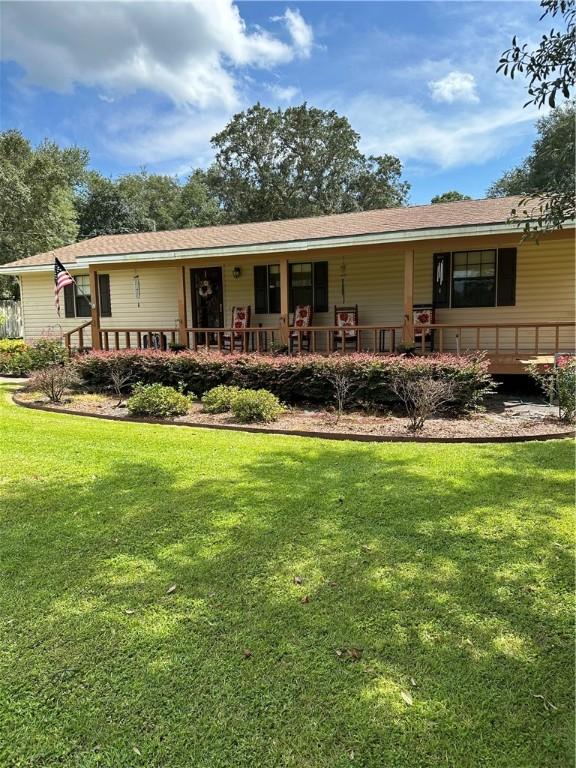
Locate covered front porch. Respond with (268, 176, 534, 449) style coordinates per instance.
(63, 242, 575, 375)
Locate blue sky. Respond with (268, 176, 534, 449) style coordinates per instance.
(1, 1, 545, 204)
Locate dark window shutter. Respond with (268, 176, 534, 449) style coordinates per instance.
(98, 274, 112, 317)
(313, 261, 328, 312)
(288, 263, 294, 313)
(64, 284, 75, 318)
(254, 265, 268, 314)
(433, 252, 451, 308)
(497, 248, 517, 306)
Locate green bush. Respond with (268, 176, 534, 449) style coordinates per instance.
(202, 385, 242, 413)
(0, 339, 32, 375)
(231, 389, 284, 423)
(126, 383, 192, 418)
(528, 355, 576, 423)
(75, 350, 496, 414)
(28, 338, 68, 369)
(0, 338, 67, 376)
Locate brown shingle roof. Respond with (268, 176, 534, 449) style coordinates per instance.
(2, 196, 527, 270)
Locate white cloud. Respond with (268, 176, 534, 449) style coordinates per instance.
(280, 8, 314, 58)
(340, 93, 540, 170)
(428, 71, 479, 104)
(266, 83, 300, 103)
(1, 0, 313, 110)
(106, 108, 227, 169)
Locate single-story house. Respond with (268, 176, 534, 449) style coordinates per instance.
(1, 195, 574, 373)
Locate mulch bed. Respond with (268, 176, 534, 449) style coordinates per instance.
(13, 391, 575, 443)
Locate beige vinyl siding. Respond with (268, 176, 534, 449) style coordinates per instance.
(18, 233, 575, 355)
(99, 266, 179, 330)
(413, 236, 575, 352)
(20, 272, 88, 343)
(20, 266, 179, 345)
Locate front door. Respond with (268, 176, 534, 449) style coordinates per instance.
(190, 267, 224, 344)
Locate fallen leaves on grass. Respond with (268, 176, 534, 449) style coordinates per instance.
(300, 595, 310, 604)
(242, 649, 253, 659)
(533, 694, 557, 711)
(293, 576, 303, 585)
(336, 647, 363, 662)
(166, 584, 177, 594)
(401, 690, 414, 706)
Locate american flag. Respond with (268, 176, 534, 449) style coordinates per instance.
(54, 257, 75, 316)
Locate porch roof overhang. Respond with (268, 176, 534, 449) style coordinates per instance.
(0, 220, 558, 275)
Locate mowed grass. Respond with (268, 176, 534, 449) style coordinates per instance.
(0, 382, 573, 768)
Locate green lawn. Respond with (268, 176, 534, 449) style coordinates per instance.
(0, 382, 573, 768)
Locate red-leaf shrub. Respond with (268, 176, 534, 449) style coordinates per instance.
(74, 350, 495, 413)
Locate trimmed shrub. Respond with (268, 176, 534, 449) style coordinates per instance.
(28, 338, 68, 369)
(74, 350, 496, 414)
(0, 339, 32, 376)
(202, 385, 242, 413)
(126, 383, 192, 418)
(231, 389, 284, 423)
(0, 338, 68, 376)
(26, 365, 79, 403)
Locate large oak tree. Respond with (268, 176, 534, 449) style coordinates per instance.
(206, 103, 409, 223)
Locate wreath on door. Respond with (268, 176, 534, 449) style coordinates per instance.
(198, 279, 213, 298)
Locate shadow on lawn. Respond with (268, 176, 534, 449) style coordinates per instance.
(1, 431, 574, 767)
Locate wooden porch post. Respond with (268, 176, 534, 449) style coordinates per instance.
(279, 258, 289, 345)
(402, 248, 414, 344)
(177, 266, 187, 345)
(89, 266, 101, 350)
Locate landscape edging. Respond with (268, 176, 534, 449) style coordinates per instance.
(11, 393, 576, 445)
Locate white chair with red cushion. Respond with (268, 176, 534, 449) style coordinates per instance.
(413, 304, 435, 351)
(223, 306, 251, 351)
(289, 305, 313, 352)
(333, 305, 359, 351)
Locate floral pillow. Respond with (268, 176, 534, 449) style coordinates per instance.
(414, 308, 434, 326)
(336, 310, 357, 337)
(293, 305, 312, 328)
(233, 308, 248, 329)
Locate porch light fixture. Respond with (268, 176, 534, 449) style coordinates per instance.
(233, 266, 241, 279)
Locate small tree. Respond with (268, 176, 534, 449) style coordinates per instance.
(391, 376, 455, 432)
(326, 369, 355, 422)
(105, 356, 134, 407)
(528, 356, 576, 422)
(27, 365, 79, 403)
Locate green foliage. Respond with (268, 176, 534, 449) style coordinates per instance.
(75, 351, 495, 414)
(0, 338, 67, 375)
(0, 339, 31, 375)
(177, 169, 223, 228)
(0, 380, 573, 767)
(496, 0, 575, 232)
(27, 338, 68, 369)
(207, 103, 409, 223)
(202, 385, 242, 413)
(528, 355, 576, 422)
(0, 130, 87, 267)
(230, 388, 284, 423)
(126, 383, 192, 418)
(488, 104, 575, 192)
(76, 172, 155, 238)
(498, 0, 575, 109)
(430, 191, 472, 204)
